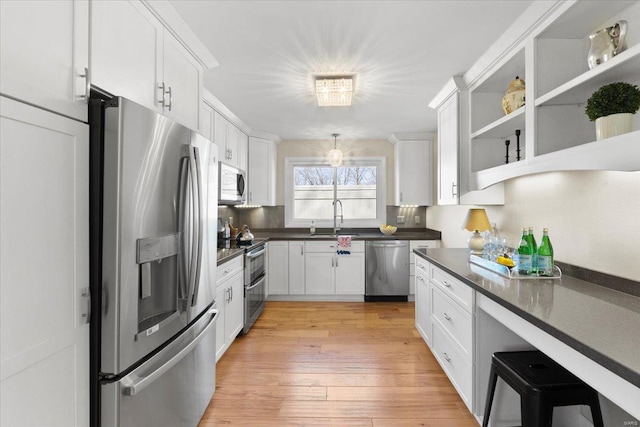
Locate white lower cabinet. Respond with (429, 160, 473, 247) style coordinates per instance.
(215, 256, 244, 361)
(409, 240, 440, 295)
(268, 241, 289, 295)
(415, 256, 475, 413)
(288, 241, 306, 294)
(0, 97, 89, 426)
(414, 256, 431, 345)
(305, 241, 365, 296)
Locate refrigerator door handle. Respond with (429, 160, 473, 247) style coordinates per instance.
(177, 155, 190, 300)
(122, 309, 218, 396)
(189, 146, 203, 308)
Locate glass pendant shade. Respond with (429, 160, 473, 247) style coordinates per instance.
(328, 133, 343, 167)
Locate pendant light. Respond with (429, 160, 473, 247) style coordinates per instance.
(328, 133, 343, 167)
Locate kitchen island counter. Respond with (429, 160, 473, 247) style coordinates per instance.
(415, 247, 640, 419)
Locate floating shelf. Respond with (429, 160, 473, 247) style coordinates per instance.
(471, 107, 525, 139)
(535, 44, 640, 107)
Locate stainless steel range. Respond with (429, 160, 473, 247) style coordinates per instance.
(243, 241, 267, 333)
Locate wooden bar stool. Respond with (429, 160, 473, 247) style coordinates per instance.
(482, 350, 604, 427)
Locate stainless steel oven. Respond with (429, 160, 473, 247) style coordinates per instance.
(243, 242, 266, 333)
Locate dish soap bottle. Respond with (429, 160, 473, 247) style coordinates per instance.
(310, 220, 316, 235)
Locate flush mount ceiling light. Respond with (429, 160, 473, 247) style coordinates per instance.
(328, 133, 343, 167)
(315, 76, 354, 107)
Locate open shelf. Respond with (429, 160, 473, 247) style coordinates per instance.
(471, 107, 525, 139)
(536, 44, 640, 107)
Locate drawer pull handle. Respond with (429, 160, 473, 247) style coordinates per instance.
(443, 352, 451, 363)
(224, 268, 233, 273)
(417, 276, 424, 282)
(443, 312, 451, 321)
(443, 281, 452, 288)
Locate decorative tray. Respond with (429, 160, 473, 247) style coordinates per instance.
(469, 255, 562, 280)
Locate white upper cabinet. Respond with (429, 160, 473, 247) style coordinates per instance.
(431, 78, 505, 205)
(0, 0, 89, 122)
(161, 30, 203, 130)
(451, 0, 640, 190)
(91, 0, 213, 130)
(248, 136, 277, 206)
(215, 111, 248, 170)
(391, 134, 433, 206)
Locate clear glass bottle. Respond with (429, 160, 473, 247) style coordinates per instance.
(224, 220, 230, 239)
(537, 228, 554, 276)
(527, 226, 538, 274)
(310, 220, 316, 235)
(517, 227, 533, 275)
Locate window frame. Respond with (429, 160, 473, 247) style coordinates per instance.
(284, 157, 386, 228)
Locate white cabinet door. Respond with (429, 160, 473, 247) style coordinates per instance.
(226, 272, 244, 342)
(415, 269, 431, 345)
(305, 252, 335, 294)
(215, 112, 228, 162)
(1, 0, 89, 122)
(395, 139, 433, 206)
(288, 242, 306, 295)
(237, 131, 248, 172)
(268, 241, 289, 295)
(215, 285, 227, 361)
(1, 97, 89, 427)
(225, 124, 240, 168)
(437, 93, 460, 205)
(91, 0, 162, 113)
(162, 29, 202, 130)
(200, 100, 214, 140)
(335, 253, 365, 295)
(248, 136, 276, 206)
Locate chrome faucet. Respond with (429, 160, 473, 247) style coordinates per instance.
(333, 199, 343, 233)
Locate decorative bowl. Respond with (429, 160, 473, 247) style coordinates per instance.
(380, 225, 397, 235)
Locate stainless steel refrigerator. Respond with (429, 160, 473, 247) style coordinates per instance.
(91, 97, 218, 426)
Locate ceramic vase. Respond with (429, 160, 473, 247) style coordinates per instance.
(595, 113, 633, 140)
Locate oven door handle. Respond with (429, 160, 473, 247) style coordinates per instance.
(246, 247, 266, 258)
(246, 275, 266, 291)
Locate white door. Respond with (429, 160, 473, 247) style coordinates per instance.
(415, 272, 431, 344)
(305, 253, 335, 294)
(396, 140, 433, 206)
(268, 242, 289, 295)
(226, 272, 244, 342)
(438, 93, 460, 205)
(162, 29, 202, 131)
(91, 0, 162, 112)
(248, 137, 274, 205)
(288, 242, 306, 295)
(0, 0, 89, 122)
(335, 253, 365, 295)
(0, 97, 89, 426)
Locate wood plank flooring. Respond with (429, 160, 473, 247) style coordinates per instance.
(198, 301, 478, 426)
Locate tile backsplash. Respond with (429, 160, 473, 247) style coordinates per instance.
(218, 205, 428, 229)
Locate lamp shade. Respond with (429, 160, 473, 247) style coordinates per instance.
(462, 208, 491, 232)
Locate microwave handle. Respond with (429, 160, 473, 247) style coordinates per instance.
(237, 173, 245, 198)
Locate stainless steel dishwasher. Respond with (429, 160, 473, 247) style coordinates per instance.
(365, 240, 410, 301)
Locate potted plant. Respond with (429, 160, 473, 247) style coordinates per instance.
(585, 82, 640, 140)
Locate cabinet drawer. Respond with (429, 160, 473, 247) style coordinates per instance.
(432, 321, 472, 409)
(217, 256, 243, 285)
(305, 240, 364, 253)
(431, 286, 472, 358)
(414, 256, 430, 275)
(410, 240, 439, 251)
(430, 266, 473, 312)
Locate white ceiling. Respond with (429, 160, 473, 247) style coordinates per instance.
(170, 0, 533, 140)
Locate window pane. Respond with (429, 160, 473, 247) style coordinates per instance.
(293, 165, 377, 221)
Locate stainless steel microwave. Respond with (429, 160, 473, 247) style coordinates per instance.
(218, 162, 246, 204)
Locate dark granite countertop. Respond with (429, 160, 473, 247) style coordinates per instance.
(216, 239, 267, 266)
(252, 227, 442, 241)
(415, 248, 640, 389)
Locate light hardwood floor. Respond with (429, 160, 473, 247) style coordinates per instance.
(199, 301, 478, 426)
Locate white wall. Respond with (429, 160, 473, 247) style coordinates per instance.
(427, 170, 640, 281)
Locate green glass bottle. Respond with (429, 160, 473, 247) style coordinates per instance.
(517, 227, 533, 275)
(527, 226, 538, 274)
(537, 227, 554, 276)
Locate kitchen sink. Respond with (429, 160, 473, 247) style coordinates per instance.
(309, 233, 359, 238)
